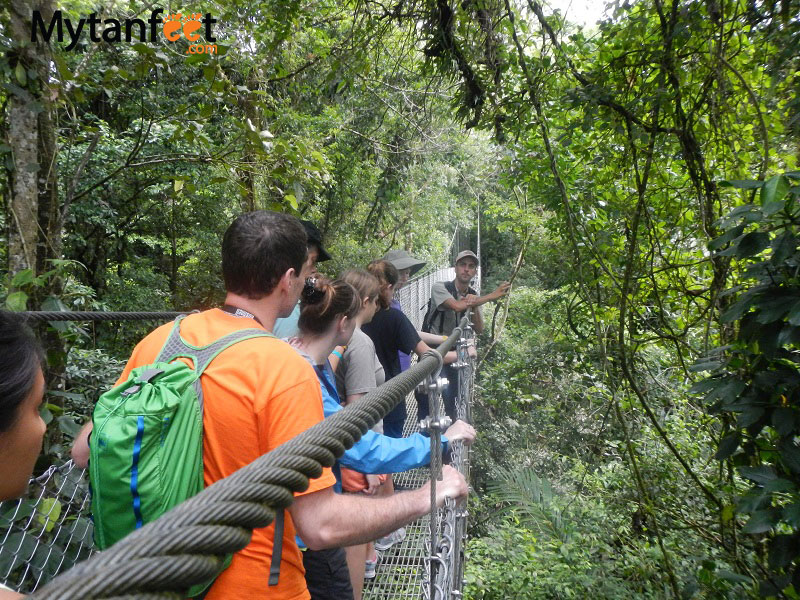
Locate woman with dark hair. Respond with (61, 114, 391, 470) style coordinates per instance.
(288, 277, 474, 600)
(0, 311, 47, 598)
(0, 311, 46, 500)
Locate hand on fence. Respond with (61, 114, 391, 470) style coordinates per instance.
(445, 420, 476, 446)
(432, 465, 469, 507)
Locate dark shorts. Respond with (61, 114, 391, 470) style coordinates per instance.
(302, 547, 354, 600)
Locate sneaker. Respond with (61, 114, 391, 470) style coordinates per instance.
(364, 552, 380, 580)
(375, 527, 406, 551)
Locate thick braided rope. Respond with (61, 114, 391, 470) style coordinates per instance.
(18, 311, 187, 322)
(28, 323, 465, 600)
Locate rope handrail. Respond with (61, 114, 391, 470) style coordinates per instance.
(27, 320, 468, 600)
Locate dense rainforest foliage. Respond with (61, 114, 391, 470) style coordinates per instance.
(1, 0, 799, 597)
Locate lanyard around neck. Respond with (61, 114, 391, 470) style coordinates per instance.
(221, 304, 264, 327)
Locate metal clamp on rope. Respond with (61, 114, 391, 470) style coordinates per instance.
(453, 337, 470, 370)
(416, 375, 449, 396)
(419, 414, 452, 435)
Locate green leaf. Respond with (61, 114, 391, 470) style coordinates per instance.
(737, 405, 764, 427)
(784, 503, 800, 528)
(174, 179, 184, 193)
(763, 478, 795, 493)
(730, 231, 770, 258)
(39, 404, 53, 425)
(688, 377, 726, 394)
(185, 53, 207, 65)
(5, 290, 28, 311)
(772, 230, 797, 263)
(709, 224, 745, 251)
(762, 198, 787, 216)
(711, 379, 746, 403)
(780, 444, 800, 473)
(738, 465, 777, 484)
(721, 504, 735, 523)
(716, 569, 751, 584)
(761, 175, 791, 206)
(34, 498, 62, 533)
(47, 390, 85, 401)
(772, 407, 796, 436)
(0, 532, 38, 575)
(11, 268, 35, 287)
(689, 360, 722, 373)
(718, 179, 764, 189)
(714, 433, 740, 460)
(57, 415, 82, 438)
(755, 295, 800, 323)
(742, 509, 775, 534)
(15, 62, 27, 86)
(131, 43, 154, 55)
(0, 499, 36, 523)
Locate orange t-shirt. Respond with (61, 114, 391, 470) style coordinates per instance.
(116, 309, 335, 600)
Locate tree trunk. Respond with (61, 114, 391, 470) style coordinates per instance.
(7, 102, 38, 278)
(7, 0, 59, 282)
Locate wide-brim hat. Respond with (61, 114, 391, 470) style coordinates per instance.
(383, 249, 426, 275)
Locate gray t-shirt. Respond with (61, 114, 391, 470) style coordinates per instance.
(336, 327, 385, 399)
(429, 280, 475, 336)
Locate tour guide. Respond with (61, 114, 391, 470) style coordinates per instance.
(420, 250, 510, 421)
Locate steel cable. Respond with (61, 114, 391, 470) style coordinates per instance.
(17, 311, 187, 322)
(27, 321, 466, 600)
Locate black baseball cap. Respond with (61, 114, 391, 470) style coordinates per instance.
(301, 220, 332, 262)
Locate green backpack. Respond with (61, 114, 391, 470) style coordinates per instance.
(89, 315, 273, 595)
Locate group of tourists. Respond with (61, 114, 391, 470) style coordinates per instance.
(0, 209, 510, 600)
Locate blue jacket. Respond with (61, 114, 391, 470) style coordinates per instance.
(313, 362, 448, 481)
(296, 357, 448, 550)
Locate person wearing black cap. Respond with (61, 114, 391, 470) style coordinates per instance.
(273, 220, 332, 338)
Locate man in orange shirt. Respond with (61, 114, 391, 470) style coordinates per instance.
(74, 211, 468, 600)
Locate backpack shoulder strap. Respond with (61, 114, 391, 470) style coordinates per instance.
(156, 315, 274, 374)
(154, 315, 274, 412)
(434, 280, 460, 333)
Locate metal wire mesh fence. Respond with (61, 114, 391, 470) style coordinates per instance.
(364, 268, 475, 600)
(0, 266, 474, 598)
(0, 461, 95, 594)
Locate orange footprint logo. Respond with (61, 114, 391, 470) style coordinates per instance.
(163, 13, 202, 42)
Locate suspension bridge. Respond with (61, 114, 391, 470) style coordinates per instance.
(0, 267, 476, 599)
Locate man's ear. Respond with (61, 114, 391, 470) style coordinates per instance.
(278, 268, 297, 294)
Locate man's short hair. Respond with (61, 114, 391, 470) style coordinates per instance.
(222, 211, 307, 299)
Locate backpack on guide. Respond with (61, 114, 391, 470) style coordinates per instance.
(421, 280, 476, 334)
(88, 315, 273, 596)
